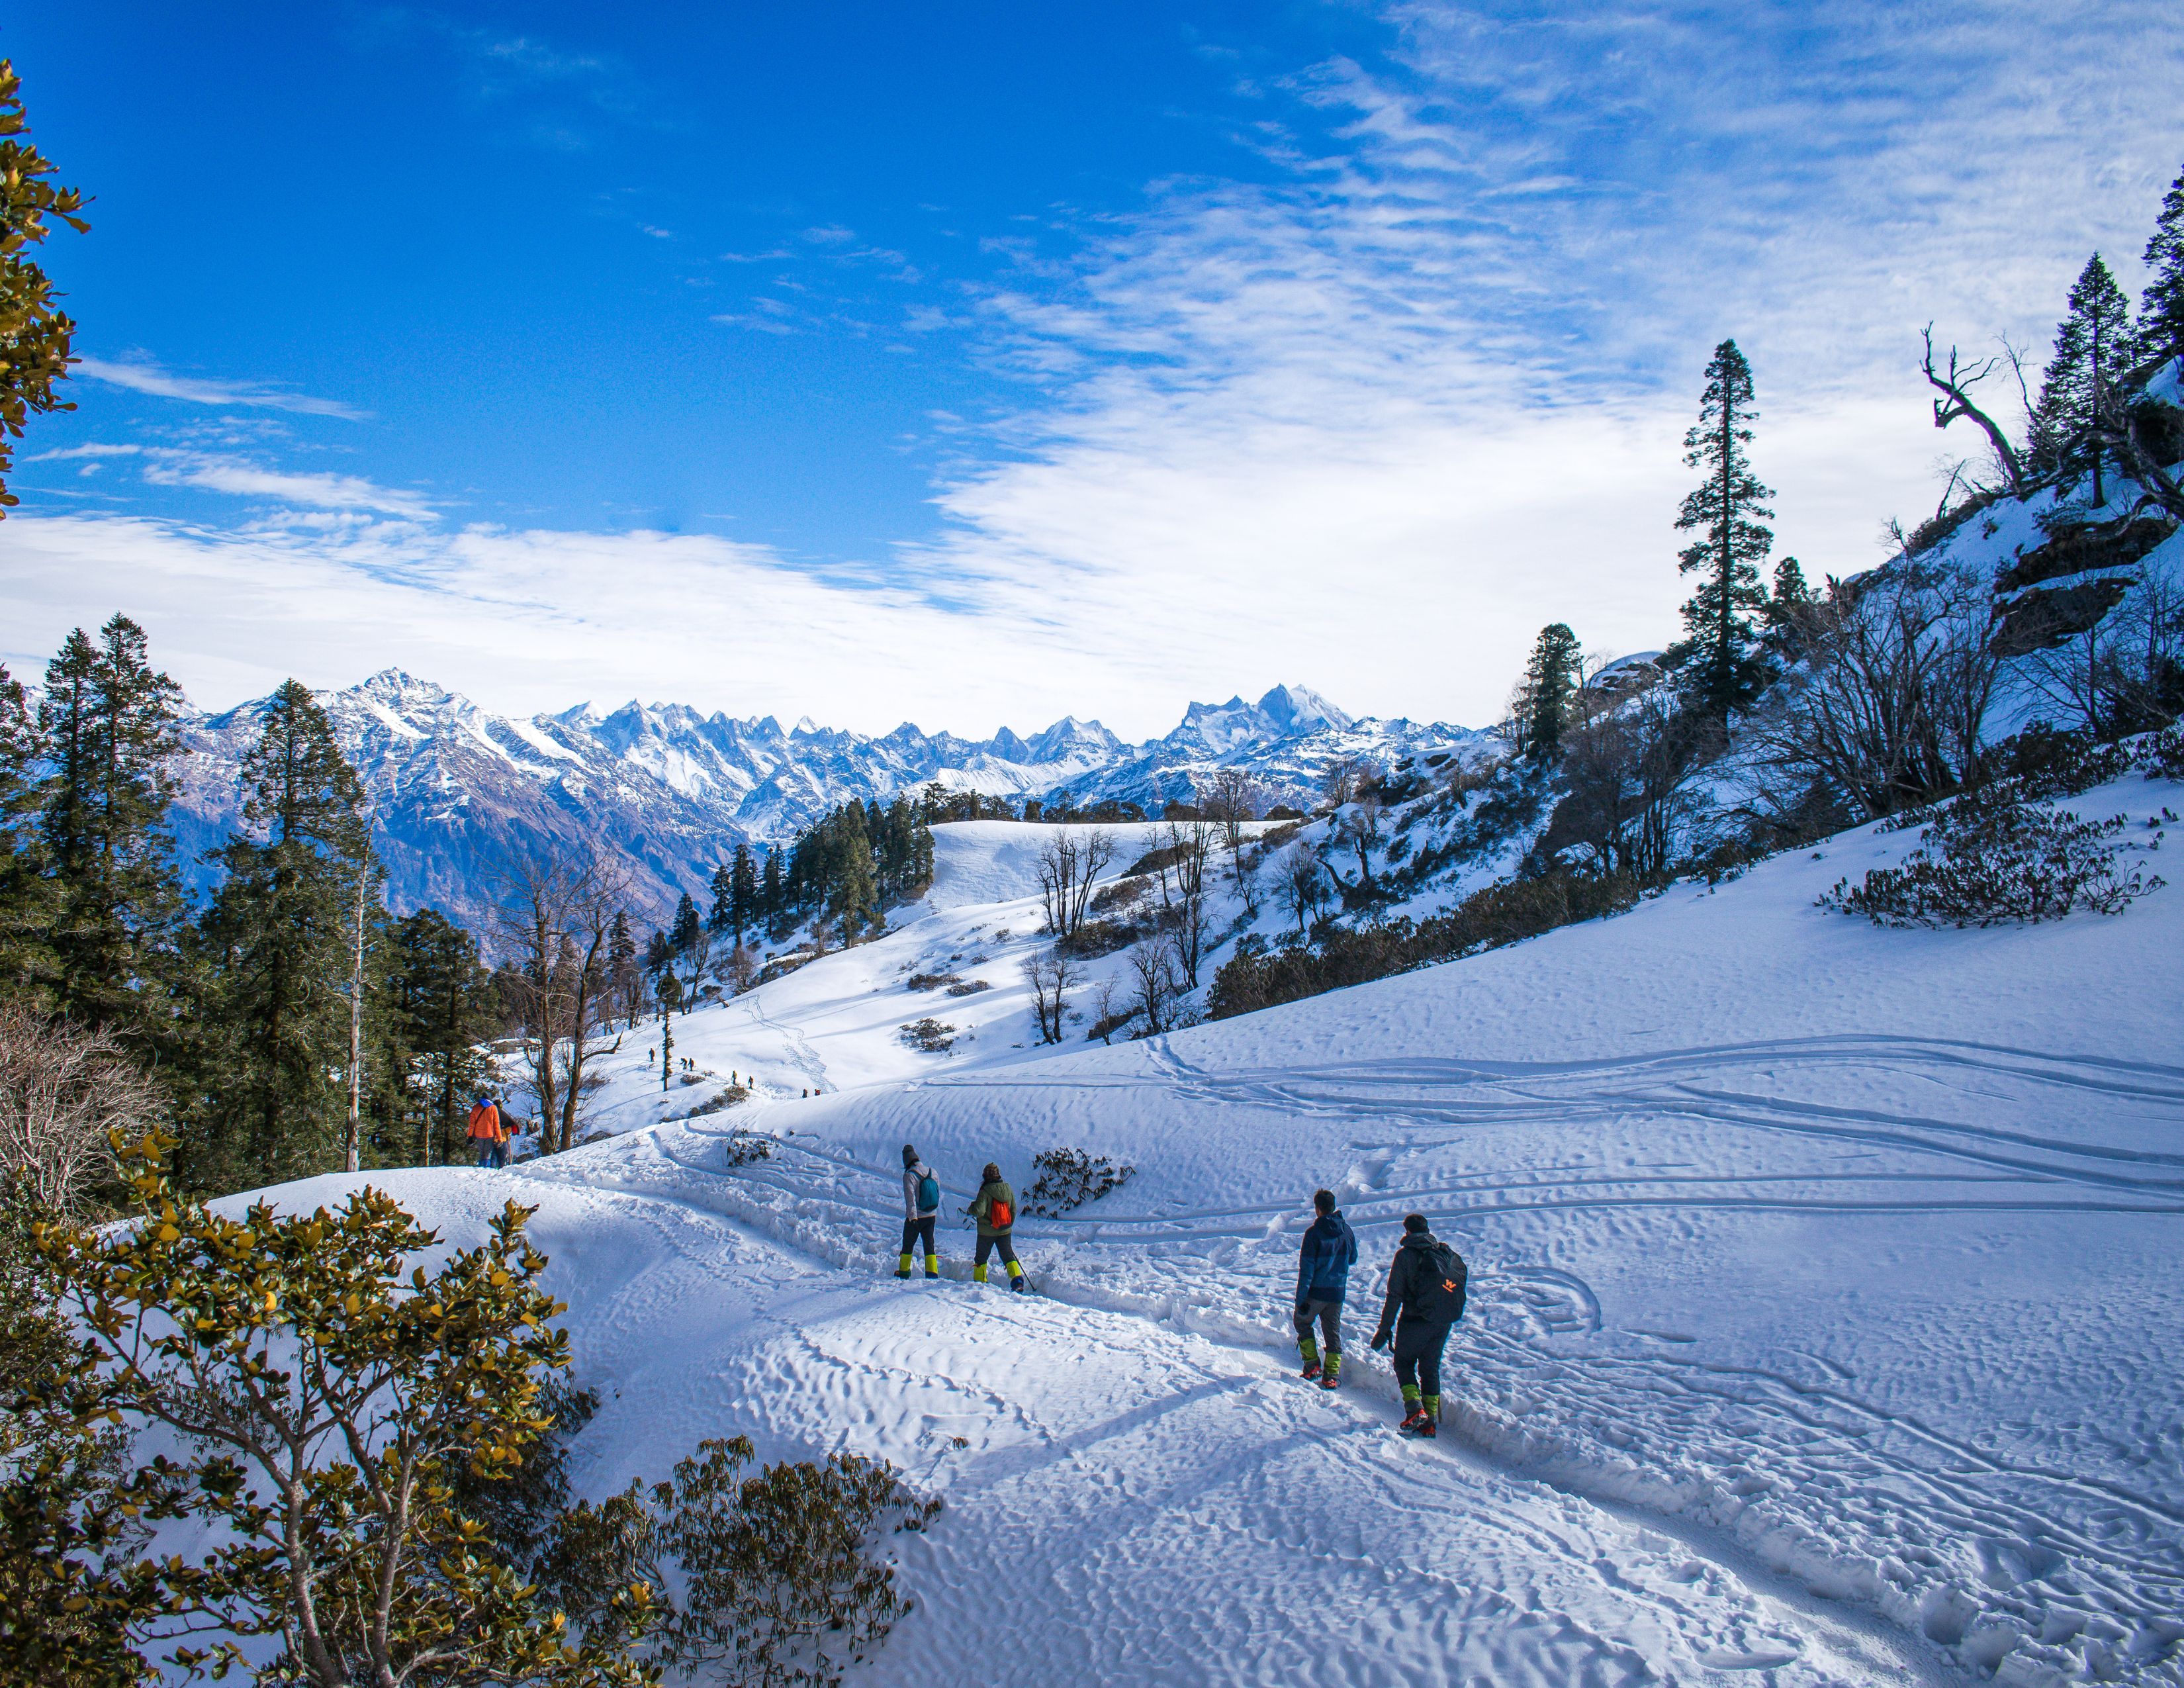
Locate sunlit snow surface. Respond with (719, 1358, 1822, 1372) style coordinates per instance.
(230, 783, 2184, 1685)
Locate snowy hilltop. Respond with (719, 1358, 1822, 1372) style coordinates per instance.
(236, 754, 2183, 1685)
(165, 675, 1484, 929)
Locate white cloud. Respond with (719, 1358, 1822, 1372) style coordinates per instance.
(74, 357, 366, 420)
(17, 1, 2183, 739)
(134, 456, 439, 520)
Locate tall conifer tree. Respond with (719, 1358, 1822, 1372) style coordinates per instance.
(1669, 340, 1775, 722)
(2138, 160, 2184, 376)
(729, 841, 757, 943)
(37, 614, 186, 1036)
(2030, 255, 2132, 502)
(193, 680, 377, 1190)
(1512, 624, 1582, 761)
(0, 661, 55, 1003)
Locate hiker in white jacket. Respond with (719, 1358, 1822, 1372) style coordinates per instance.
(897, 1143, 941, 1280)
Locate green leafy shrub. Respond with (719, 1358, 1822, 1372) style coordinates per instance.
(538, 1436, 939, 1688)
(1823, 785, 2163, 927)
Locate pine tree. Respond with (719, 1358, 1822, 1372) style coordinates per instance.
(1762, 556, 1815, 661)
(668, 891, 702, 958)
(607, 907, 639, 1028)
(192, 680, 377, 1191)
(760, 849, 783, 937)
(1512, 624, 1582, 761)
(0, 662, 56, 1004)
(729, 840, 757, 943)
(378, 908, 492, 1166)
(2138, 159, 2184, 376)
(1668, 339, 1775, 722)
(2030, 254, 2132, 503)
(36, 614, 187, 1037)
(643, 927, 670, 976)
(707, 861, 734, 937)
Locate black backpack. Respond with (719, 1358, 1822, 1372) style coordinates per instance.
(1417, 1243, 1467, 1323)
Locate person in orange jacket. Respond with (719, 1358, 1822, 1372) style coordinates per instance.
(466, 1094, 506, 1170)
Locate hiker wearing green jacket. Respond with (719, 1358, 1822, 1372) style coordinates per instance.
(967, 1161, 1027, 1291)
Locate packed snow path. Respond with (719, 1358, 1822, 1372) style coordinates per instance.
(460, 784, 2181, 1684)
(261, 1162, 1942, 1687)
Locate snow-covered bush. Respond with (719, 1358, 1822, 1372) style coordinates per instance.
(1823, 785, 2163, 927)
(540, 1436, 940, 1688)
(1023, 1147, 1135, 1217)
(898, 1017, 956, 1053)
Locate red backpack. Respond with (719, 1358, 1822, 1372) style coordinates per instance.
(989, 1194, 1013, 1229)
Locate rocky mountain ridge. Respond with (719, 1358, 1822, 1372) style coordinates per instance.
(169, 672, 1488, 931)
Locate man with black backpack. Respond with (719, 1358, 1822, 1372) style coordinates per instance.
(1369, 1213, 1467, 1438)
(899, 1143, 942, 1280)
(1295, 1188, 1357, 1389)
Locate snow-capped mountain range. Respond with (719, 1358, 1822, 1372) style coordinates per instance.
(169, 672, 1489, 931)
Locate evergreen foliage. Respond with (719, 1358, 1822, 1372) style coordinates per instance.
(0, 60, 91, 512)
(36, 616, 187, 1042)
(779, 799, 933, 943)
(0, 663, 56, 1004)
(1510, 624, 1582, 760)
(728, 841, 758, 943)
(668, 892, 702, 959)
(1667, 340, 1776, 721)
(2136, 159, 2184, 375)
(2030, 254, 2133, 502)
(190, 681, 378, 1191)
(374, 908, 495, 1166)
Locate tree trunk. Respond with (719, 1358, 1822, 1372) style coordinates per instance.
(344, 867, 368, 1174)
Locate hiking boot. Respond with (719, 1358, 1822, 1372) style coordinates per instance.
(1009, 1274, 1028, 1293)
(1398, 1406, 1430, 1436)
(925, 1268, 941, 1280)
(1415, 1415, 1438, 1440)
(1318, 1365, 1341, 1391)
(893, 1268, 913, 1280)
(1301, 1358, 1323, 1382)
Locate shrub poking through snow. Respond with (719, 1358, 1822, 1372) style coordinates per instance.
(537, 1436, 940, 1688)
(718, 1129, 775, 1168)
(1823, 784, 2163, 927)
(904, 972, 959, 992)
(1023, 1147, 1136, 1217)
(899, 1017, 956, 1054)
(943, 979, 991, 997)
(686, 1082, 752, 1118)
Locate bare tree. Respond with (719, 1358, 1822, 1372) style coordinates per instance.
(727, 941, 759, 995)
(1023, 947, 1077, 1045)
(1126, 938, 1177, 1036)
(2089, 382, 2184, 524)
(1318, 755, 1372, 812)
(1088, 974, 1129, 1044)
(1553, 694, 1719, 881)
(1201, 769, 1265, 852)
(2023, 568, 2184, 738)
(493, 850, 631, 1157)
(0, 1001, 161, 1209)
(1147, 820, 1217, 986)
(1279, 843, 1328, 937)
(1340, 790, 1384, 887)
(1922, 326, 2026, 496)
(1743, 565, 1998, 821)
(1034, 828, 1116, 939)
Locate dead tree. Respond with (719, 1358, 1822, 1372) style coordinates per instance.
(0, 1001, 161, 1210)
(1023, 947, 1077, 1045)
(2090, 385, 2184, 523)
(1923, 326, 2026, 496)
(1034, 828, 1116, 939)
(494, 850, 630, 1156)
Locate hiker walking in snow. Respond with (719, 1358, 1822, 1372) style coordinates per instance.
(467, 1094, 506, 1170)
(1295, 1188, 1357, 1389)
(1369, 1213, 1467, 1438)
(899, 1143, 942, 1280)
(967, 1162, 1027, 1292)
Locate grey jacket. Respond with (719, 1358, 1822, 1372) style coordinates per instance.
(903, 1161, 938, 1219)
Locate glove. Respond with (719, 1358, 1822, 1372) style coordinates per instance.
(1370, 1329, 1390, 1352)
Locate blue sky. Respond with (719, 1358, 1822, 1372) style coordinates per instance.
(3, 1, 2181, 737)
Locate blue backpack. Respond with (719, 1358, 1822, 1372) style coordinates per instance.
(917, 1172, 940, 1211)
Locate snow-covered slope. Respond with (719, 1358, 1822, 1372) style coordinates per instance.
(169, 674, 1487, 929)
(224, 771, 2184, 1686)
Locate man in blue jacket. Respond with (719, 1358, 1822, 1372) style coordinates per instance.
(1294, 1188, 1358, 1388)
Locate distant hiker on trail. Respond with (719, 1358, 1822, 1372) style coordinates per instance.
(1295, 1188, 1357, 1389)
(1369, 1213, 1467, 1439)
(967, 1162, 1027, 1292)
(899, 1143, 942, 1280)
(467, 1094, 506, 1170)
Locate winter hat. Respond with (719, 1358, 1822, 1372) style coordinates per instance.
(902, 1143, 919, 1168)
(1402, 1212, 1430, 1235)
(983, 1162, 1002, 1184)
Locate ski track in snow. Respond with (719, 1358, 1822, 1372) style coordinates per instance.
(251, 787, 2184, 1686)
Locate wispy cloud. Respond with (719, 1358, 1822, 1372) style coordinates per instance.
(75, 357, 367, 420)
(25, 443, 435, 522)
